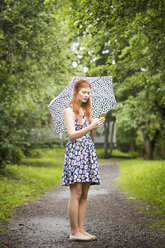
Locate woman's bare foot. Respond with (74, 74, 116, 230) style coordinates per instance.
(79, 229, 96, 239)
(69, 231, 94, 241)
(71, 231, 85, 237)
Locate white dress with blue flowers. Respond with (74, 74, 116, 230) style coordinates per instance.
(61, 107, 100, 186)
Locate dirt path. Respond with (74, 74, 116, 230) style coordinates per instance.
(0, 162, 164, 248)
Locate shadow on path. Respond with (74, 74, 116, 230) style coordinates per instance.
(0, 162, 164, 248)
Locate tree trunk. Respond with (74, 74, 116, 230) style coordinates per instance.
(109, 121, 115, 156)
(143, 129, 160, 159)
(129, 142, 134, 151)
(104, 117, 110, 158)
(143, 133, 152, 159)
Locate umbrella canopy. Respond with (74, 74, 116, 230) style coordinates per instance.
(48, 76, 117, 133)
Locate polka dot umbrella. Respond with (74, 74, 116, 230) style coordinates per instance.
(48, 76, 117, 133)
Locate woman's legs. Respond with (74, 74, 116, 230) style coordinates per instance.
(68, 182, 84, 236)
(68, 182, 91, 236)
(78, 182, 91, 235)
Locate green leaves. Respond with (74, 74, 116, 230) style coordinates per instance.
(66, 0, 165, 158)
(0, 0, 75, 166)
(1, 0, 165, 164)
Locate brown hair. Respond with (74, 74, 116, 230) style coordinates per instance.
(70, 80, 92, 125)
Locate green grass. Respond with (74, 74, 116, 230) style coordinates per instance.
(96, 148, 136, 162)
(0, 148, 64, 230)
(22, 148, 65, 167)
(116, 159, 165, 228)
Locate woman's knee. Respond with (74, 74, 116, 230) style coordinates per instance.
(81, 183, 90, 200)
(70, 183, 82, 200)
(80, 192, 88, 201)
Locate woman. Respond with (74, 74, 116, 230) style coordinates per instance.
(61, 80, 105, 241)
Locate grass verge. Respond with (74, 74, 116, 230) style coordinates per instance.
(0, 148, 64, 231)
(97, 148, 135, 162)
(116, 159, 165, 230)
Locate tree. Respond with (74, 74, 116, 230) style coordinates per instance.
(65, 0, 165, 159)
(0, 0, 74, 167)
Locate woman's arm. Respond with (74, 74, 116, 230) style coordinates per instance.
(64, 108, 104, 140)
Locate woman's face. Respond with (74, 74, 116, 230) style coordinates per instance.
(78, 87, 91, 104)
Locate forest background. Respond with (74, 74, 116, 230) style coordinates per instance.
(1, 0, 165, 168)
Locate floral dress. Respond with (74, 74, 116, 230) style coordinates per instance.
(61, 107, 100, 186)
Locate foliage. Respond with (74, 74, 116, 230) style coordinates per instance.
(115, 99, 138, 151)
(0, 148, 64, 229)
(64, 0, 165, 159)
(1, 0, 165, 164)
(0, 0, 74, 167)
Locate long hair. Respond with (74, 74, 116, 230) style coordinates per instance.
(70, 80, 92, 125)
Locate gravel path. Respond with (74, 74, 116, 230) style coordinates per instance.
(0, 161, 164, 248)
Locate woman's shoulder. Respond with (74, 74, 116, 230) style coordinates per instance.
(64, 105, 75, 117)
(66, 104, 73, 109)
(65, 105, 73, 112)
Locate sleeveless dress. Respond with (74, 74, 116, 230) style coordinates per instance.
(61, 107, 100, 186)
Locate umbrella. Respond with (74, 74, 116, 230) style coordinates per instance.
(48, 76, 117, 133)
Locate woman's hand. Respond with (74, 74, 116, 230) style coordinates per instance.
(90, 117, 105, 130)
